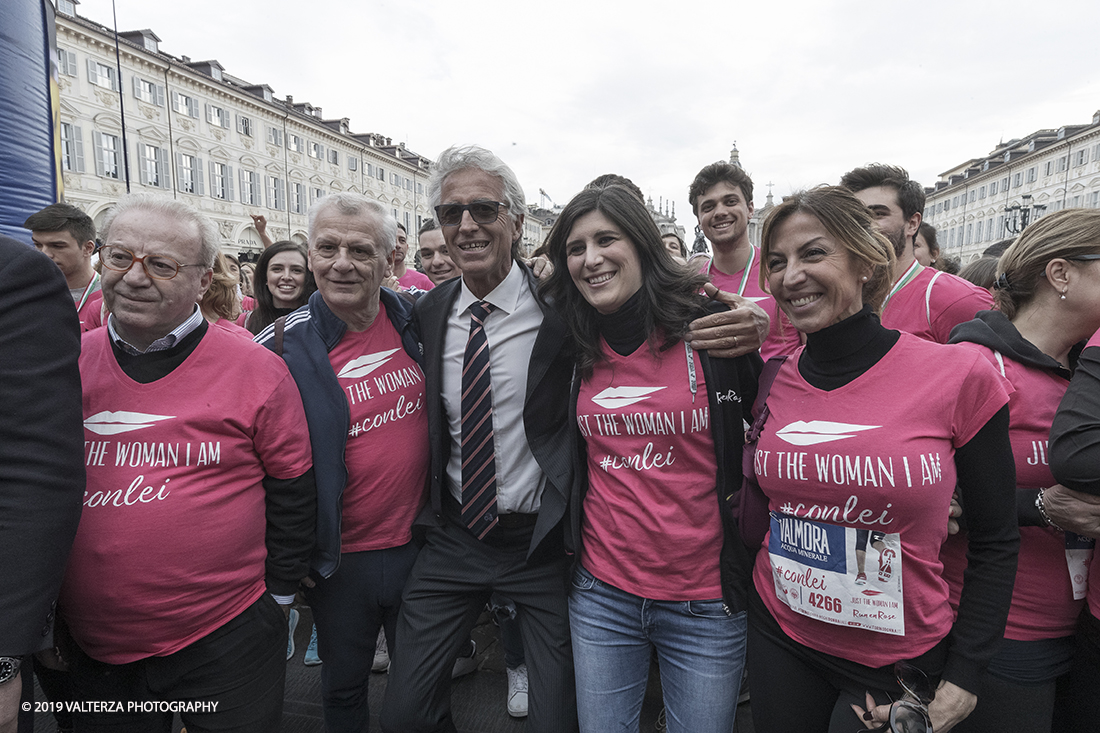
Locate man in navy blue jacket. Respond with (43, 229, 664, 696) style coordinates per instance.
(256, 193, 426, 732)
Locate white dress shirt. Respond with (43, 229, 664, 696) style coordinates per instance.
(442, 261, 547, 514)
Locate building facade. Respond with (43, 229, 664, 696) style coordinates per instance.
(922, 110, 1100, 263)
(54, 1, 433, 261)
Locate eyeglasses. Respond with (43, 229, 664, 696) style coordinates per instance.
(434, 201, 506, 227)
(1067, 254, 1100, 262)
(860, 663, 934, 733)
(99, 245, 207, 281)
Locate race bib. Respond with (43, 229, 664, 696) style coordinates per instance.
(1066, 532, 1095, 601)
(768, 513, 905, 636)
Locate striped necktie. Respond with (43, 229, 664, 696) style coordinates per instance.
(461, 300, 498, 539)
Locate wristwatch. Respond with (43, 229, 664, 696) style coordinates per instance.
(0, 656, 22, 685)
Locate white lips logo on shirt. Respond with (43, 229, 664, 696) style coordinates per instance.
(775, 420, 880, 446)
(591, 386, 666, 410)
(337, 349, 399, 379)
(84, 410, 176, 435)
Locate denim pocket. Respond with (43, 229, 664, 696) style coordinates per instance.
(571, 565, 597, 591)
(686, 599, 735, 619)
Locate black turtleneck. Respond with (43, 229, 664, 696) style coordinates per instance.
(595, 289, 647, 356)
(799, 305, 898, 390)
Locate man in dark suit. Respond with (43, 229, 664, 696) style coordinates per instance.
(0, 235, 84, 733)
(381, 146, 578, 733)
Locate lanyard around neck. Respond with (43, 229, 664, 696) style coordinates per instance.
(706, 245, 756, 297)
(76, 270, 100, 312)
(881, 259, 922, 311)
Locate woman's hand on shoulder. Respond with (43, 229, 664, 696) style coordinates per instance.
(686, 283, 769, 358)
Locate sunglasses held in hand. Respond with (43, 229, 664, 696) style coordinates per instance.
(857, 662, 935, 733)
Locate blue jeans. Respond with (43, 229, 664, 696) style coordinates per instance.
(569, 565, 746, 733)
(305, 542, 419, 733)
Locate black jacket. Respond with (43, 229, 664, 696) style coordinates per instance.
(413, 263, 575, 564)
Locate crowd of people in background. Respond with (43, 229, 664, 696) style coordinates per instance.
(6, 143, 1100, 733)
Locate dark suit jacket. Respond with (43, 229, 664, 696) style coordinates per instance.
(0, 235, 84, 655)
(413, 263, 574, 563)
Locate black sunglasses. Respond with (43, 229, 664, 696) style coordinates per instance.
(860, 663, 935, 733)
(434, 201, 506, 227)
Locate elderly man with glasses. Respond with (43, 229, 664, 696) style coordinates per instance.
(253, 192, 428, 732)
(59, 194, 315, 733)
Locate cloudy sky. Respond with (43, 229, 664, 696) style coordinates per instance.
(79, 0, 1100, 227)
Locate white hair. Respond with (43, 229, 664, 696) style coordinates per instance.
(307, 193, 397, 255)
(100, 194, 220, 267)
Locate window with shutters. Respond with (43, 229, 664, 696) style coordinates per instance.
(290, 183, 306, 214)
(57, 49, 77, 76)
(177, 153, 204, 195)
(209, 162, 233, 200)
(206, 104, 230, 128)
(139, 144, 169, 188)
(133, 77, 164, 106)
(237, 115, 254, 137)
(87, 60, 117, 90)
(92, 131, 120, 179)
(267, 176, 286, 210)
(267, 127, 283, 146)
(240, 169, 259, 205)
(60, 123, 84, 173)
(172, 92, 199, 118)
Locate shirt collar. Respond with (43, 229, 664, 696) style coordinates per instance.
(456, 259, 523, 316)
(108, 305, 204, 355)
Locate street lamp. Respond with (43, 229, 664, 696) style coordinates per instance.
(1004, 194, 1047, 235)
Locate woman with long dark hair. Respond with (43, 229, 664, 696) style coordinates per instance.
(242, 240, 314, 335)
(541, 184, 761, 732)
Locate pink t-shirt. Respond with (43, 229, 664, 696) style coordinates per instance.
(881, 265, 993, 344)
(328, 303, 429, 552)
(78, 290, 104, 332)
(398, 269, 434, 291)
(699, 250, 800, 360)
(940, 344, 1080, 640)
(577, 339, 722, 600)
(751, 334, 1010, 667)
(212, 318, 253, 338)
(241, 296, 257, 311)
(62, 326, 313, 664)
